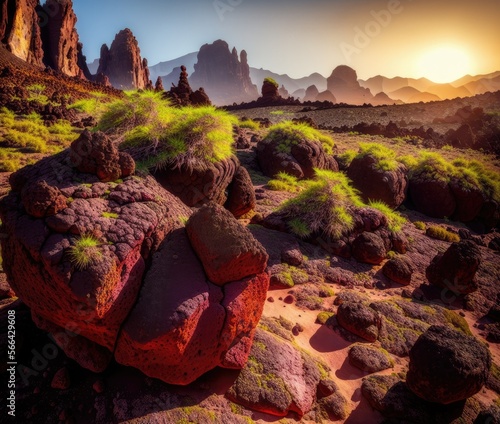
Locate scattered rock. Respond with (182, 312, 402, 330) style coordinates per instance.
(284, 295, 295, 304)
(426, 240, 482, 295)
(406, 325, 491, 404)
(348, 344, 393, 373)
(51, 367, 70, 390)
(351, 232, 387, 265)
(382, 255, 414, 285)
(336, 301, 379, 342)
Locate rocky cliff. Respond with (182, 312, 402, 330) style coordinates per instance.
(327, 65, 375, 105)
(190, 40, 258, 105)
(97, 28, 151, 90)
(0, 0, 44, 66)
(40, 0, 81, 77)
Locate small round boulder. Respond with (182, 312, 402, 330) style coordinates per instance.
(352, 232, 387, 265)
(406, 325, 491, 404)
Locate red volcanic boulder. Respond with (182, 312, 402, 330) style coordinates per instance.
(115, 229, 269, 384)
(382, 256, 414, 285)
(224, 166, 256, 218)
(186, 203, 268, 285)
(426, 240, 481, 295)
(21, 180, 67, 218)
(406, 325, 491, 404)
(351, 232, 387, 265)
(257, 127, 338, 179)
(70, 130, 134, 182)
(153, 156, 238, 207)
(0, 147, 190, 352)
(409, 179, 456, 219)
(347, 155, 408, 208)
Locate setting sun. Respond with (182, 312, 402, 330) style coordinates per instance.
(417, 45, 475, 84)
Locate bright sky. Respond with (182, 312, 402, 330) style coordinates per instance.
(72, 0, 500, 83)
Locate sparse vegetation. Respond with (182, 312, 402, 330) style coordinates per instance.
(264, 77, 279, 88)
(67, 234, 103, 270)
(267, 172, 306, 192)
(238, 119, 260, 130)
(413, 221, 426, 231)
(426, 225, 460, 243)
(336, 149, 357, 168)
(368, 200, 406, 232)
(101, 212, 119, 219)
(26, 83, 49, 104)
(68, 91, 111, 117)
(265, 121, 335, 155)
(316, 311, 335, 325)
(356, 142, 399, 171)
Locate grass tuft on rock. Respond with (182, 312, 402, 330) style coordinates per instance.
(426, 225, 460, 243)
(357, 142, 399, 171)
(68, 234, 103, 270)
(264, 121, 335, 155)
(368, 200, 406, 232)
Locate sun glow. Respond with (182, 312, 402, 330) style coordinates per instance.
(417, 45, 475, 84)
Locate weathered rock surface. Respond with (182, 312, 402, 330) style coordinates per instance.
(409, 178, 457, 218)
(41, 0, 82, 77)
(115, 229, 270, 384)
(0, 133, 189, 350)
(426, 240, 481, 295)
(383, 255, 414, 285)
(351, 232, 387, 265)
(166, 65, 211, 106)
(0, 0, 44, 66)
(347, 154, 408, 208)
(348, 344, 393, 373)
(186, 203, 268, 285)
(190, 40, 258, 105)
(226, 328, 324, 417)
(152, 155, 238, 208)
(362, 374, 484, 423)
(406, 325, 491, 404)
(337, 301, 380, 342)
(224, 165, 256, 218)
(97, 28, 151, 89)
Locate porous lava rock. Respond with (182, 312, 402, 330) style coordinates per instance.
(382, 255, 414, 285)
(347, 154, 408, 208)
(336, 301, 380, 342)
(186, 203, 268, 285)
(426, 240, 481, 295)
(406, 325, 491, 404)
(224, 165, 256, 218)
(351, 232, 387, 265)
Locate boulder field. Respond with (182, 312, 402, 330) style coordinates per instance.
(0, 130, 270, 384)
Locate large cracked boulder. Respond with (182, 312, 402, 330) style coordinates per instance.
(347, 154, 408, 208)
(1, 131, 185, 350)
(115, 229, 269, 384)
(426, 240, 481, 295)
(1, 132, 270, 386)
(406, 325, 491, 404)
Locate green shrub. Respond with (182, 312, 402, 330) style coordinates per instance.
(0, 149, 21, 171)
(336, 149, 357, 168)
(264, 121, 335, 155)
(413, 221, 426, 231)
(68, 234, 103, 270)
(26, 84, 48, 104)
(279, 169, 363, 239)
(239, 119, 260, 130)
(68, 91, 110, 117)
(426, 225, 460, 243)
(267, 172, 306, 192)
(316, 311, 335, 325)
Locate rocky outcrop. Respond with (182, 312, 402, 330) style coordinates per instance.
(190, 40, 258, 105)
(0, 0, 44, 66)
(166, 65, 211, 106)
(97, 28, 151, 89)
(409, 178, 457, 219)
(224, 166, 256, 218)
(347, 154, 408, 208)
(0, 134, 270, 386)
(406, 325, 491, 404)
(41, 0, 81, 77)
(303, 85, 319, 102)
(426, 240, 481, 295)
(327, 65, 374, 105)
(316, 90, 336, 103)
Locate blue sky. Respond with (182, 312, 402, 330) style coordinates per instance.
(72, 0, 500, 81)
